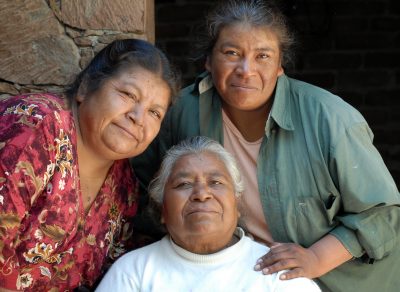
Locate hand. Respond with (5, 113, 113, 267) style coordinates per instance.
(254, 242, 323, 280)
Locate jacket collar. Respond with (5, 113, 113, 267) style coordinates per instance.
(192, 71, 212, 95)
(197, 72, 223, 143)
(268, 74, 295, 134)
(196, 73, 294, 141)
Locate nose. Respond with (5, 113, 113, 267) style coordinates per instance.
(235, 57, 255, 77)
(190, 182, 212, 202)
(128, 104, 144, 126)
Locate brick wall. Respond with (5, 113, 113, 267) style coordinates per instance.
(155, 0, 400, 187)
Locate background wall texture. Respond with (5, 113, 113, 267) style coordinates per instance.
(0, 0, 398, 187)
(0, 0, 154, 97)
(155, 0, 400, 187)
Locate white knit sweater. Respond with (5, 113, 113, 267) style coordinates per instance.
(96, 228, 321, 292)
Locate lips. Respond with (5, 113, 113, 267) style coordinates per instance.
(185, 205, 220, 216)
(231, 83, 257, 90)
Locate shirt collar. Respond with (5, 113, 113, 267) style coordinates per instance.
(192, 71, 212, 95)
(195, 72, 295, 137)
(268, 74, 295, 133)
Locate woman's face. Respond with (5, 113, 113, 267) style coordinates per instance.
(206, 23, 284, 113)
(162, 152, 239, 254)
(76, 67, 171, 160)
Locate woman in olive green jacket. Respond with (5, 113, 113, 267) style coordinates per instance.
(132, 1, 400, 291)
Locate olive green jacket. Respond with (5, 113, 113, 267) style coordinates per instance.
(132, 73, 400, 292)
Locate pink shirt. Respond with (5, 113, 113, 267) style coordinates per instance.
(222, 110, 273, 244)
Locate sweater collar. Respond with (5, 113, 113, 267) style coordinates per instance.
(168, 227, 246, 264)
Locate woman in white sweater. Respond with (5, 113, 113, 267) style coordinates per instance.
(96, 137, 320, 292)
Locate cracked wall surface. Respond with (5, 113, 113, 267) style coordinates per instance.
(0, 0, 154, 98)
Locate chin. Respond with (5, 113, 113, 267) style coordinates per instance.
(105, 141, 143, 158)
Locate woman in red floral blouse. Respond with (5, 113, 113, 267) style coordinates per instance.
(0, 39, 180, 291)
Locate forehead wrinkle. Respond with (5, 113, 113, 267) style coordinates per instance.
(170, 167, 229, 181)
(169, 171, 192, 180)
(119, 77, 142, 95)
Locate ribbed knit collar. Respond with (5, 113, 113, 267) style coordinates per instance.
(168, 227, 246, 264)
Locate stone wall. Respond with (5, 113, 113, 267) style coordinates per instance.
(155, 0, 400, 186)
(0, 0, 154, 98)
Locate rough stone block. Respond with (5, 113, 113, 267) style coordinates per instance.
(60, 0, 146, 33)
(0, 0, 80, 85)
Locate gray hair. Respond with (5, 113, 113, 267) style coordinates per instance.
(198, 0, 295, 68)
(149, 136, 244, 205)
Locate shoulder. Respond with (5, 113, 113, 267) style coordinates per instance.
(1, 93, 71, 128)
(237, 234, 270, 264)
(0, 93, 74, 148)
(113, 238, 165, 268)
(287, 77, 366, 125)
(1, 93, 67, 112)
(172, 72, 213, 113)
(274, 271, 322, 291)
(172, 83, 200, 113)
(164, 82, 202, 135)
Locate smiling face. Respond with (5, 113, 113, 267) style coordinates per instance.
(205, 23, 284, 114)
(162, 152, 239, 254)
(76, 66, 171, 161)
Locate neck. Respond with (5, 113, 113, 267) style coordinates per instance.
(72, 100, 113, 212)
(222, 100, 272, 142)
(75, 129, 113, 179)
(174, 232, 240, 255)
(72, 99, 114, 177)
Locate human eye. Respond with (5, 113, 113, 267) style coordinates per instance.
(257, 52, 270, 59)
(174, 181, 192, 189)
(149, 109, 162, 120)
(209, 179, 223, 186)
(224, 49, 239, 56)
(120, 90, 137, 101)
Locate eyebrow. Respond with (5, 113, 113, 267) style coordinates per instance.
(220, 42, 277, 53)
(152, 103, 168, 112)
(169, 170, 229, 180)
(119, 80, 169, 111)
(119, 80, 141, 95)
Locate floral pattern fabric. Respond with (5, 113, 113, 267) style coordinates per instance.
(0, 94, 138, 291)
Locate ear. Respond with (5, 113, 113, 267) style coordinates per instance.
(75, 94, 85, 103)
(277, 65, 284, 77)
(205, 55, 211, 72)
(75, 81, 88, 103)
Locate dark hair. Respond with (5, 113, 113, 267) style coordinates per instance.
(65, 39, 180, 105)
(197, 0, 295, 68)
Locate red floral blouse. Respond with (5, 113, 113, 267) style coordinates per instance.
(0, 94, 138, 291)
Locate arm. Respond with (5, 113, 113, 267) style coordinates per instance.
(0, 97, 64, 289)
(327, 123, 399, 260)
(256, 123, 400, 279)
